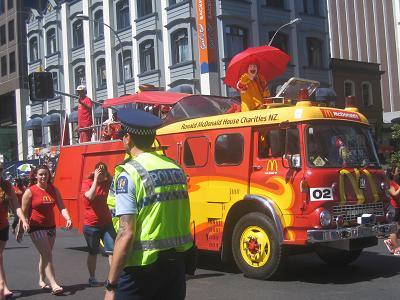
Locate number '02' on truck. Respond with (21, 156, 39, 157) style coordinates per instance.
(53, 78, 396, 280)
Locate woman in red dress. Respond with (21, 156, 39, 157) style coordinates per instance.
(0, 162, 29, 298)
(21, 165, 72, 295)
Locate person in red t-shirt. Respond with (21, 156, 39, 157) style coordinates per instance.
(21, 165, 72, 295)
(77, 85, 93, 143)
(101, 112, 121, 141)
(0, 163, 29, 298)
(81, 162, 116, 287)
(11, 178, 26, 234)
(384, 166, 400, 255)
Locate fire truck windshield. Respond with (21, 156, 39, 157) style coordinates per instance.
(306, 123, 380, 168)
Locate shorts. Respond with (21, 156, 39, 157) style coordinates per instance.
(83, 223, 116, 255)
(29, 227, 56, 241)
(0, 226, 9, 242)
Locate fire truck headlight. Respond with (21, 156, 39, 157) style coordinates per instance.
(320, 210, 332, 227)
(386, 205, 395, 223)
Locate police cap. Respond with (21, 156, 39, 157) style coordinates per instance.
(117, 108, 162, 135)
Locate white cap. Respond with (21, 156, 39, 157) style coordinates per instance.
(76, 85, 86, 91)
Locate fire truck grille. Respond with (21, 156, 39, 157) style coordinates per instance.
(332, 203, 384, 222)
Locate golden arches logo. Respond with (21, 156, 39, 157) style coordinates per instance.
(42, 195, 53, 203)
(339, 169, 379, 204)
(266, 160, 278, 173)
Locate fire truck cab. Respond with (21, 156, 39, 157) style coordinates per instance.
(54, 78, 396, 280)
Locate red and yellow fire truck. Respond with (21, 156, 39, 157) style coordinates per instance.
(53, 78, 396, 279)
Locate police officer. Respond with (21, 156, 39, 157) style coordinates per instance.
(104, 108, 193, 300)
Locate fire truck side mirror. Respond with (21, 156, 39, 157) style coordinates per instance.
(282, 155, 291, 168)
(29, 72, 55, 101)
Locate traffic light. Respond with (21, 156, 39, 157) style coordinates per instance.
(28, 72, 55, 101)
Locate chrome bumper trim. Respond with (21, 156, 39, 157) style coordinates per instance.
(307, 223, 397, 243)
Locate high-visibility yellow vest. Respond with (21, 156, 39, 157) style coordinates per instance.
(114, 152, 193, 266)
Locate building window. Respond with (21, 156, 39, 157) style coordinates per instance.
(303, 0, 321, 16)
(265, 0, 284, 9)
(118, 50, 132, 81)
(52, 71, 58, 92)
(74, 65, 86, 87)
(117, 0, 130, 30)
(138, 0, 152, 18)
(306, 37, 323, 68)
(46, 28, 56, 55)
(9, 51, 15, 73)
(1, 56, 6, 76)
(8, 20, 14, 41)
(362, 82, 373, 106)
(0, 1, 4, 14)
(139, 40, 155, 73)
(97, 58, 106, 88)
(169, 0, 185, 5)
(29, 37, 39, 61)
(225, 25, 247, 60)
(171, 29, 189, 65)
(344, 80, 355, 97)
(7, 0, 13, 10)
(33, 128, 43, 147)
(72, 20, 84, 48)
(93, 10, 104, 39)
(0, 25, 5, 45)
(268, 31, 288, 53)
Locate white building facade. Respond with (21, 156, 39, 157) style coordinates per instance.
(19, 0, 331, 160)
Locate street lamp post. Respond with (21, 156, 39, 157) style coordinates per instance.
(268, 18, 301, 46)
(76, 14, 127, 96)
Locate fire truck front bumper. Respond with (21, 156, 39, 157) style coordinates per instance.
(307, 223, 397, 243)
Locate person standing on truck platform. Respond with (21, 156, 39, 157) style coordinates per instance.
(77, 85, 93, 143)
(21, 165, 72, 295)
(104, 108, 193, 300)
(384, 165, 400, 255)
(81, 162, 116, 286)
(0, 163, 29, 299)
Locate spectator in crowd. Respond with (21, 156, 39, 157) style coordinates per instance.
(21, 165, 72, 295)
(0, 163, 29, 299)
(77, 85, 93, 143)
(81, 162, 116, 286)
(384, 165, 400, 255)
(11, 178, 26, 234)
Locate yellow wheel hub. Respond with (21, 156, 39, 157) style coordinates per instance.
(240, 225, 271, 268)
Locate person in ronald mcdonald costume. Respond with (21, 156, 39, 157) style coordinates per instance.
(236, 63, 270, 112)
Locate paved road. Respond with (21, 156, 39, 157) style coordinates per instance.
(4, 229, 400, 299)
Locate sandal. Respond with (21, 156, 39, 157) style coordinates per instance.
(51, 287, 64, 295)
(384, 239, 395, 253)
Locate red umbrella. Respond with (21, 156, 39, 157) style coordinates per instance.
(224, 46, 290, 90)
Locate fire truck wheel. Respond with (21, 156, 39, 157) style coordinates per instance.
(232, 212, 284, 279)
(315, 248, 363, 266)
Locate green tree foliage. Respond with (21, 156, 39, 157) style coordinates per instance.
(389, 124, 400, 166)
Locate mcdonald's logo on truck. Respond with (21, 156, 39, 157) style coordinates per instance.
(265, 160, 278, 174)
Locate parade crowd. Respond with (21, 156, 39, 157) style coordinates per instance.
(0, 107, 193, 300)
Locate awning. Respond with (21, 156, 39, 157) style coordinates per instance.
(315, 88, 337, 101)
(25, 117, 43, 130)
(42, 113, 61, 127)
(102, 91, 190, 108)
(69, 111, 78, 123)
